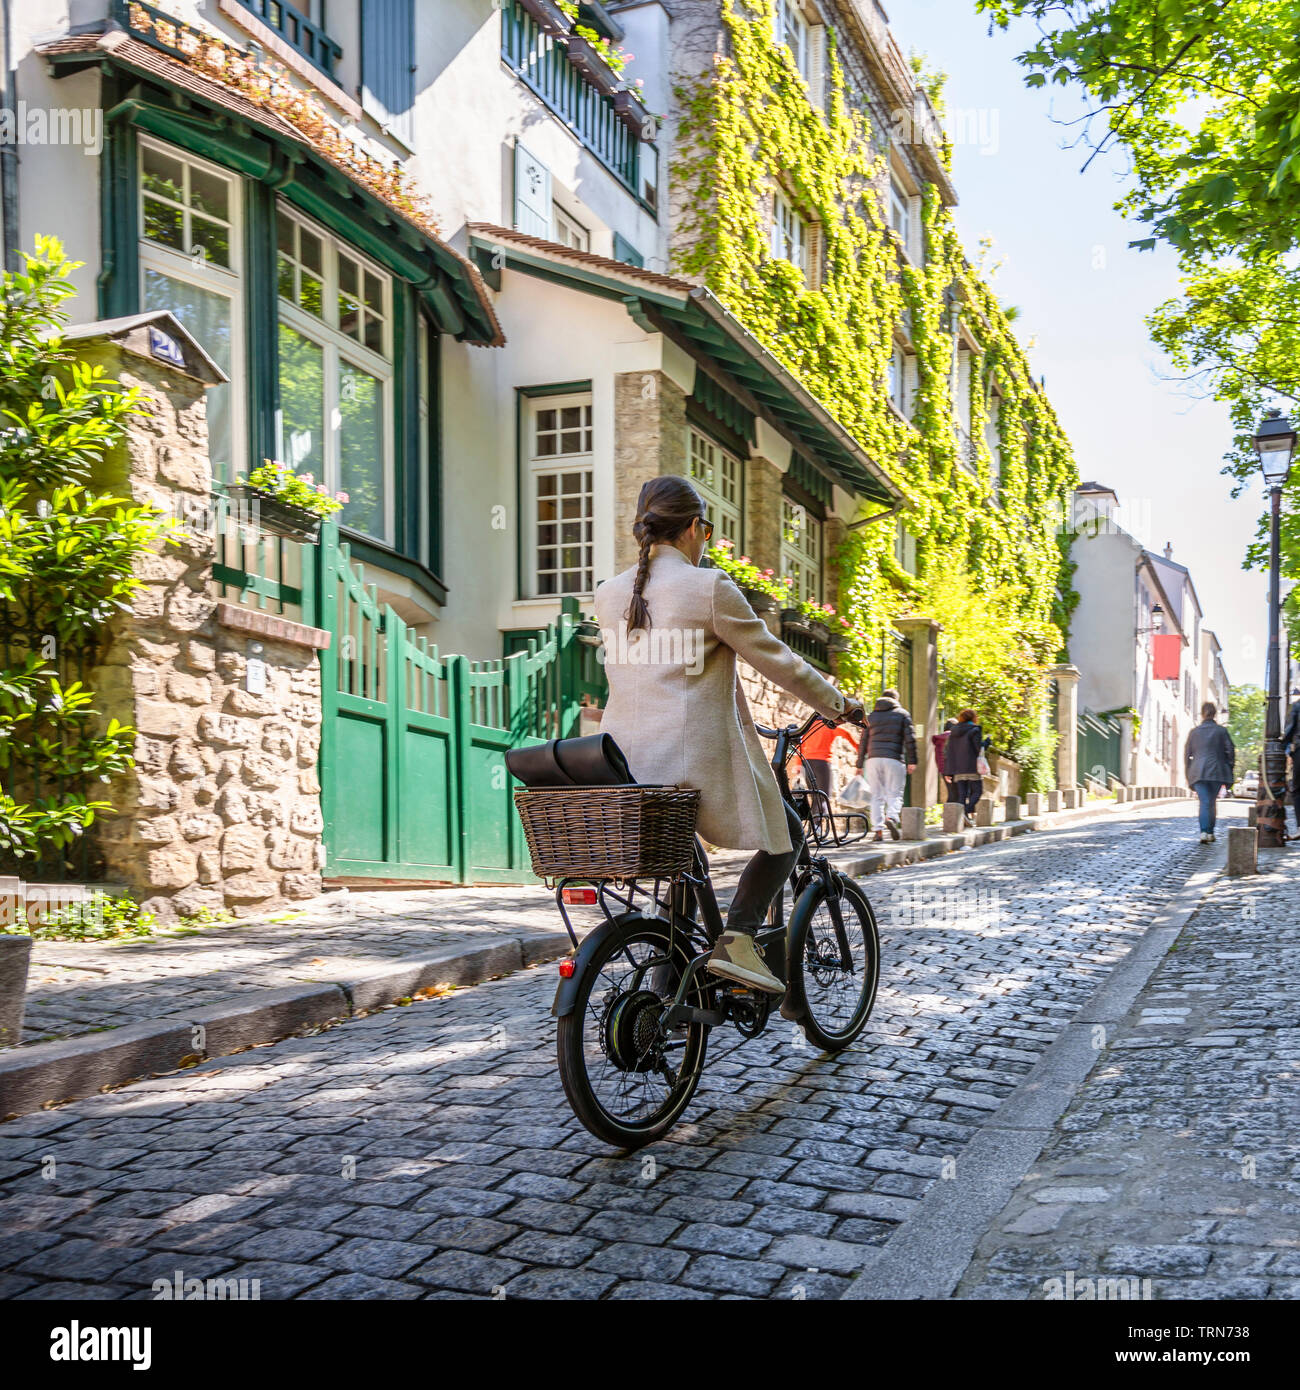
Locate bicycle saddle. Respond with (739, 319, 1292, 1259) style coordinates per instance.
(505, 733, 635, 787)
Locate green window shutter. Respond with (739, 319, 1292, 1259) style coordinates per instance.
(514, 142, 552, 239)
(362, 0, 416, 146)
(613, 232, 643, 267)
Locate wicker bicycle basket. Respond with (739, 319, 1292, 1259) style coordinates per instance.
(513, 785, 701, 880)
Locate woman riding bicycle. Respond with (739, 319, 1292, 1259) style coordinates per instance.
(595, 475, 863, 996)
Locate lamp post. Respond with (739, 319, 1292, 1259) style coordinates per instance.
(1253, 410, 1296, 847)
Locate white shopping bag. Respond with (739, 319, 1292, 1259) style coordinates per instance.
(839, 774, 870, 808)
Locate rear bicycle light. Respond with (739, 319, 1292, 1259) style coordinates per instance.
(558, 958, 576, 978)
(561, 887, 598, 905)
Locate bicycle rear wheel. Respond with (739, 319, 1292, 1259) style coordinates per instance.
(788, 875, 879, 1051)
(556, 918, 710, 1148)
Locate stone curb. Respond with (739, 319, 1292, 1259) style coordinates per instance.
(0, 929, 573, 1120)
(838, 793, 1192, 877)
(839, 861, 1224, 1300)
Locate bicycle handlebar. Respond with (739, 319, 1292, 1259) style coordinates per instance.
(755, 705, 864, 744)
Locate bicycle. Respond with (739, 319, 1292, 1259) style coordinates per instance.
(541, 710, 881, 1149)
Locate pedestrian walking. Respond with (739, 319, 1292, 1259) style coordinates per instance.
(856, 687, 917, 841)
(932, 718, 956, 798)
(1275, 687, 1299, 833)
(798, 718, 861, 809)
(945, 709, 989, 828)
(1184, 701, 1236, 843)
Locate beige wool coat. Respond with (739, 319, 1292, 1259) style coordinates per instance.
(594, 545, 846, 854)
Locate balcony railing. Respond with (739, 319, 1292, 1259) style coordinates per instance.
(501, 0, 641, 193)
(236, 0, 342, 79)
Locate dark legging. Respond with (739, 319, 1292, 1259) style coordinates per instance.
(676, 801, 803, 937)
(948, 777, 981, 815)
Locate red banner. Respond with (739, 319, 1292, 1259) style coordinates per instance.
(1152, 633, 1181, 680)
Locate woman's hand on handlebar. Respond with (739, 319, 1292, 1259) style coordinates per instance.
(838, 698, 865, 726)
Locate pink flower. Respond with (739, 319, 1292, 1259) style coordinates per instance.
(739, 555, 750, 564)
(336, 491, 349, 503)
(300, 472, 313, 483)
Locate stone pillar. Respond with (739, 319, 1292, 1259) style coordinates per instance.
(744, 453, 785, 577)
(1047, 789, 1062, 812)
(942, 802, 963, 833)
(897, 617, 941, 808)
(0, 879, 29, 1046)
(72, 315, 327, 921)
(1050, 662, 1080, 790)
(974, 799, 993, 827)
(1025, 792, 1045, 817)
(1004, 794, 1021, 822)
(899, 807, 926, 840)
(613, 368, 689, 571)
(1116, 710, 1136, 787)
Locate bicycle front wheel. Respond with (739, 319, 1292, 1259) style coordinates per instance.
(788, 875, 880, 1051)
(556, 918, 710, 1149)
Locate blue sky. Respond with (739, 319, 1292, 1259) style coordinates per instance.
(891, 0, 1270, 688)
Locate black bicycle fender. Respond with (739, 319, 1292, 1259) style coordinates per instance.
(550, 910, 658, 1019)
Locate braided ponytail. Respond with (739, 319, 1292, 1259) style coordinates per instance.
(625, 475, 707, 632)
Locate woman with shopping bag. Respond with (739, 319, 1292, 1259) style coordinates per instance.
(945, 708, 990, 828)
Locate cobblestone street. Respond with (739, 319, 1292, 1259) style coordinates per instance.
(0, 805, 1247, 1300)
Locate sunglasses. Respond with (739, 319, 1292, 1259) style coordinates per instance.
(696, 516, 714, 540)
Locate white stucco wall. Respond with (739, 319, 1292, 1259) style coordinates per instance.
(434, 266, 664, 659)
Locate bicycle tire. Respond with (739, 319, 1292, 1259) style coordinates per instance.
(788, 873, 880, 1051)
(556, 918, 710, 1148)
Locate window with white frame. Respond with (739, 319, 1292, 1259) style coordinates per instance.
(527, 393, 594, 596)
(894, 519, 917, 574)
(771, 190, 808, 274)
(985, 390, 1002, 492)
(781, 496, 822, 603)
(688, 427, 742, 549)
(553, 205, 590, 252)
(774, 0, 810, 79)
(276, 205, 392, 543)
(889, 168, 911, 249)
(138, 138, 244, 482)
(887, 341, 908, 415)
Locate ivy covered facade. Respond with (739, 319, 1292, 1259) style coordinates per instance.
(665, 0, 1079, 762)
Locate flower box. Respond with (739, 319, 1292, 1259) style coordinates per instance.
(827, 634, 851, 653)
(781, 609, 818, 640)
(226, 484, 323, 543)
(743, 589, 779, 615)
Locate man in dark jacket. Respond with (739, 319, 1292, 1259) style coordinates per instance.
(1184, 702, 1236, 843)
(1283, 690, 1300, 834)
(856, 688, 917, 841)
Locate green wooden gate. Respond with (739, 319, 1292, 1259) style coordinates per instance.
(302, 521, 600, 883)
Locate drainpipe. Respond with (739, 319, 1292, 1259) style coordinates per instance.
(0, 0, 19, 271)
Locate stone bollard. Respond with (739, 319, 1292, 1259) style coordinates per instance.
(1061, 789, 1076, 810)
(1247, 803, 1258, 827)
(899, 807, 926, 841)
(942, 802, 964, 833)
(1226, 826, 1258, 877)
(1047, 789, 1062, 813)
(0, 878, 30, 1048)
(1025, 792, 1045, 817)
(1004, 794, 1021, 823)
(975, 798, 993, 826)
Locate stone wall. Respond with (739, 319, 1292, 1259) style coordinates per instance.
(77, 319, 327, 921)
(613, 368, 689, 571)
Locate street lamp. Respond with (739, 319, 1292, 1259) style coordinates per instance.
(1252, 410, 1296, 846)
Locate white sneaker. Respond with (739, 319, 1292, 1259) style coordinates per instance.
(1199, 831, 1211, 844)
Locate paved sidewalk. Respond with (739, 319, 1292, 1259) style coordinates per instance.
(954, 842, 1300, 1300)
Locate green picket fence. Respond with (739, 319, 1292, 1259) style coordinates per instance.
(268, 521, 600, 882)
